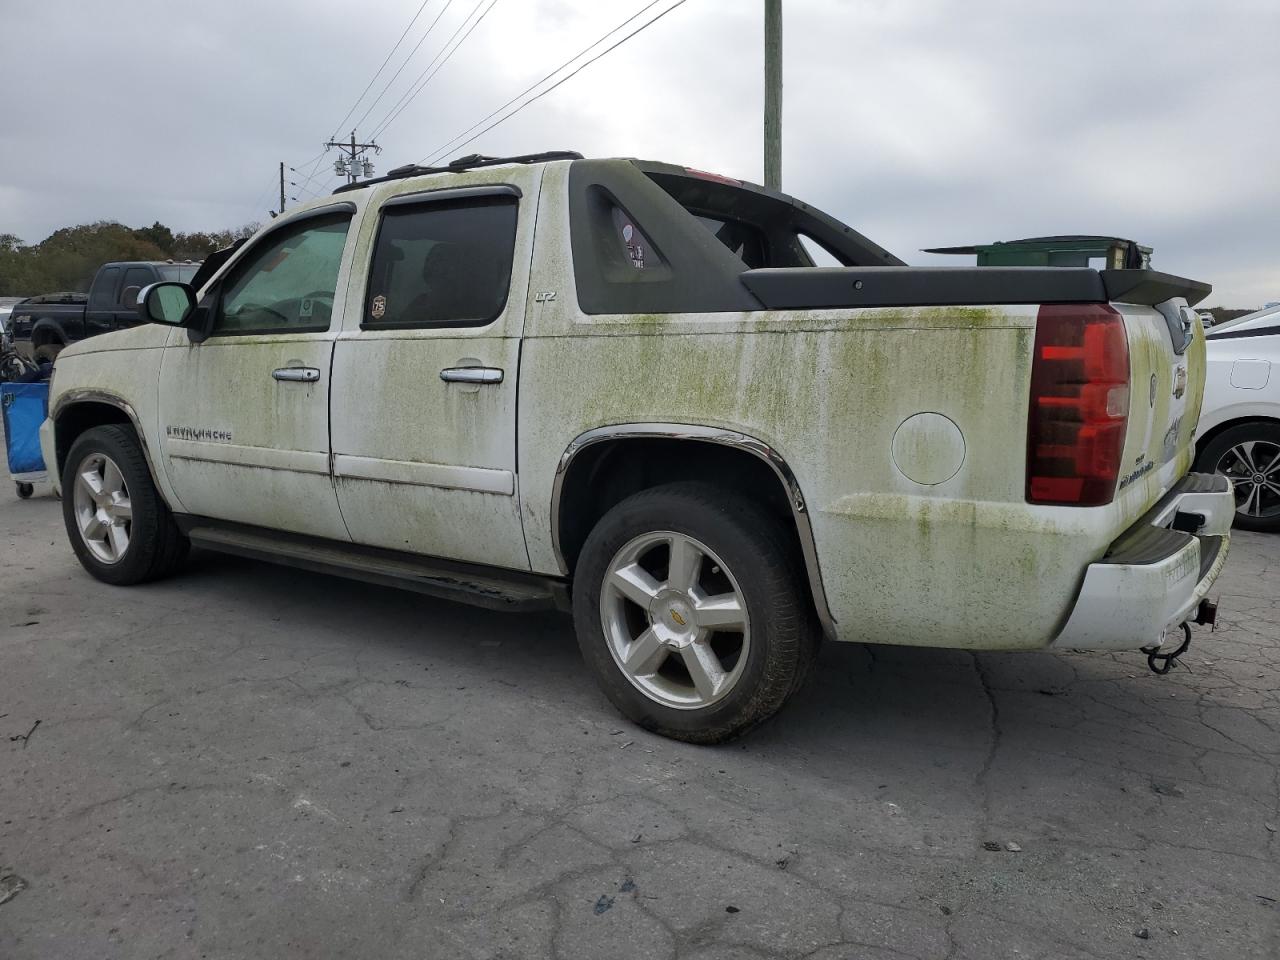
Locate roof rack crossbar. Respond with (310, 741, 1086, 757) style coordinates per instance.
(332, 150, 583, 193)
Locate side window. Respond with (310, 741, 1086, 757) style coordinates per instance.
(363, 196, 517, 329)
(89, 267, 121, 309)
(214, 213, 351, 335)
(119, 267, 154, 308)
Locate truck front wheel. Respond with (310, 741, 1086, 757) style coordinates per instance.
(572, 482, 818, 743)
(61, 425, 189, 585)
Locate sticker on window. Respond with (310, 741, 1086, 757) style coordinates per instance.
(610, 206, 650, 271)
(371, 295, 386, 319)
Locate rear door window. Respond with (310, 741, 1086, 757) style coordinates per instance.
(89, 267, 122, 309)
(363, 195, 518, 329)
(120, 267, 154, 308)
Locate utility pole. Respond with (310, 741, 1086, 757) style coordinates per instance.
(279, 161, 286, 213)
(325, 130, 382, 185)
(764, 0, 782, 191)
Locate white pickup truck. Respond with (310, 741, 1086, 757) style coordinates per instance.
(40, 151, 1233, 742)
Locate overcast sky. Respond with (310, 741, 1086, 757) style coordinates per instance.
(2, 0, 1276, 306)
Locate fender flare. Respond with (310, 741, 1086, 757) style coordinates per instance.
(51, 389, 172, 508)
(550, 422, 836, 639)
(29, 319, 68, 348)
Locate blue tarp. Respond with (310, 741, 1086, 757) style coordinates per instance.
(2, 382, 49, 476)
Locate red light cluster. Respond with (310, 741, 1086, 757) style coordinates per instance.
(1026, 304, 1130, 506)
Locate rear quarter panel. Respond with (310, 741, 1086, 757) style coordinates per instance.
(519, 163, 1206, 649)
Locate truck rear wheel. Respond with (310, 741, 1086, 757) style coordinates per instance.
(1195, 422, 1280, 532)
(34, 344, 62, 364)
(572, 482, 818, 743)
(61, 425, 189, 585)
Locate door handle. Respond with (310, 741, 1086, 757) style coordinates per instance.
(272, 367, 321, 382)
(440, 367, 503, 385)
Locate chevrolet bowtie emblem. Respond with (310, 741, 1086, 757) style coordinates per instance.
(670, 609, 687, 626)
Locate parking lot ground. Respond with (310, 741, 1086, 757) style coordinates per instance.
(1, 475, 1278, 960)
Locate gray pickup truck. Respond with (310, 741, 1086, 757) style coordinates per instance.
(10, 261, 200, 362)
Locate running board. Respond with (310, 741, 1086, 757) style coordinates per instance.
(180, 519, 568, 613)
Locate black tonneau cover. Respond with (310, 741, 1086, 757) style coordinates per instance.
(741, 267, 1210, 311)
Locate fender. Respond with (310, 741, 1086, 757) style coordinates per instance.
(550, 422, 836, 639)
(51, 389, 177, 510)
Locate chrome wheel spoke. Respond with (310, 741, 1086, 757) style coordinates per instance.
(666, 535, 703, 592)
(102, 460, 125, 496)
(1243, 483, 1263, 516)
(624, 627, 667, 675)
(78, 467, 105, 504)
(610, 563, 662, 608)
(111, 496, 132, 521)
(694, 593, 746, 631)
(81, 513, 109, 542)
(1237, 442, 1259, 473)
(1261, 447, 1280, 477)
(107, 523, 129, 560)
(680, 642, 727, 701)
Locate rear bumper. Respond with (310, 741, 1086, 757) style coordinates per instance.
(1050, 473, 1233, 651)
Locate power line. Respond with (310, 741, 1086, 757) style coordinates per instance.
(330, 0, 435, 140)
(420, 0, 667, 165)
(368, 0, 497, 141)
(421, 0, 689, 165)
(351, 0, 458, 135)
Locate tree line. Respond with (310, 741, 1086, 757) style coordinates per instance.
(0, 221, 259, 298)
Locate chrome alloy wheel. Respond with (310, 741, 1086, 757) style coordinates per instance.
(1218, 440, 1280, 520)
(600, 531, 751, 710)
(72, 452, 132, 564)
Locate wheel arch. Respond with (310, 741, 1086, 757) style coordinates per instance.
(1195, 414, 1280, 463)
(30, 320, 66, 349)
(53, 392, 166, 500)
(551, 423, 836, 638)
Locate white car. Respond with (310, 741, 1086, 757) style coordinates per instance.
(1196, 304, 1280, 531)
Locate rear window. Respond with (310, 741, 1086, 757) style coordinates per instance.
(157, 264, 200, 282)
(363, 195, 518, 329)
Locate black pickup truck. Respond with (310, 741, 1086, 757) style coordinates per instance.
(10, 260, 200, 361)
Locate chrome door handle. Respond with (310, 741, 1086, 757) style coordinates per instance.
(272, 367, 320, 382)
(440, 367, 503, 385)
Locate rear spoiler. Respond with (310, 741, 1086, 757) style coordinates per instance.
(740, 267, 1210, 311)
(1100, 270, 1211, 308)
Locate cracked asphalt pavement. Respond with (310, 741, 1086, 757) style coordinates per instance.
(2, 479, 1278, 959)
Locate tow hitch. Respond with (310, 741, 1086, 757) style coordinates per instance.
(1142, 623, 1192, 675)
(1139, 599, 1219, 675)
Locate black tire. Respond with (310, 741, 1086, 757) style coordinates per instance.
(1195, 421, 1280, 533)
(15, 482, 34, 499)
(61, 425, 189, 584)
(34, 343, 62, 364)
(572, 482, 819, 744)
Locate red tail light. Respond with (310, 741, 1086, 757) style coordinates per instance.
(1027, 304, 1130, 505)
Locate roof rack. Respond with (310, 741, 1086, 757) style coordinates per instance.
(332, 150, 583, 194)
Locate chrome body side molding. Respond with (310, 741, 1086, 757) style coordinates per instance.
(550, 423, 836, 638)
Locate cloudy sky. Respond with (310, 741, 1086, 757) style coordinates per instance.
(2, 0, 1276, 306)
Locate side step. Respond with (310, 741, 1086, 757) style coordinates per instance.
(182, 520, 567, 613)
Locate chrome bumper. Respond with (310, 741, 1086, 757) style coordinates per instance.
(1051, 473, 1234, 651)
